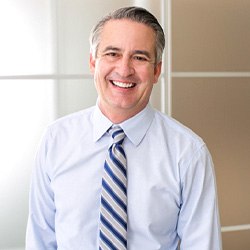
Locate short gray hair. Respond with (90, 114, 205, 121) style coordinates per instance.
(89, 6, 165, 64)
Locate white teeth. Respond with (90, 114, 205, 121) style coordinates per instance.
(112, 81, 134, 88)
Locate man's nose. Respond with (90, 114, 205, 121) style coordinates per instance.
(116, 56, 135, 77)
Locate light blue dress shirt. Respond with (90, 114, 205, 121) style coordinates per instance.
(26, 104, 222, 250)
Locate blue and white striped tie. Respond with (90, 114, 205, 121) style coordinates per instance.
(99, 126, 127, 250)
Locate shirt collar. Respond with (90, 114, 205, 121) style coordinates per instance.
(92, 105, 113, 142)
(119, 104, 155, 146)
(92, 104, 155, 146)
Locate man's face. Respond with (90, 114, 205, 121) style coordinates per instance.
(90, 19, 162, 122)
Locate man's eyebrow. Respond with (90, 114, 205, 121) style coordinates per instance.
(102, 46, 121, 53)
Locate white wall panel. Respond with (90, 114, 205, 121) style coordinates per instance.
(0, 0, 54, 76)
(0, 81, 55, 249)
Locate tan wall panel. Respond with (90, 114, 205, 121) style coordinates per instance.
(222, 230, 250, 250)
(172, 0, 250, 71)
(172, 78, 250, 226)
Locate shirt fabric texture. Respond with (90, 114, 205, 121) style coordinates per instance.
(26, 104, 222, 250)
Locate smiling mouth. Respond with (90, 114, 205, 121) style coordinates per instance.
(110, 80, 136, 89)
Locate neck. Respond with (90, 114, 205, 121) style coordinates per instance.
(98, 102, 147, 124)
(102, 108, 136, 124)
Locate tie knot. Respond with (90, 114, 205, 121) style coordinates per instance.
(110, 126, 126, 145)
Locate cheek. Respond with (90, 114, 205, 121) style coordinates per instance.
(93, 64, 104, 84)
(93, 66, 110, 93)
(140, 70, 156, 84)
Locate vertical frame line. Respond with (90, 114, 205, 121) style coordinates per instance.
(167, 0, 172, 116)
(160, 0, 166, 114)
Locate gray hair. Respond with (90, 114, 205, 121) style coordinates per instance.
(89, 6, 165, 64)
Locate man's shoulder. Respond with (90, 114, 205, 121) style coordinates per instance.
(153, 109, 205, 147)
(48, 106, 95, 132)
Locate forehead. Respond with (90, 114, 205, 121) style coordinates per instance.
(99, 19, 156, 53)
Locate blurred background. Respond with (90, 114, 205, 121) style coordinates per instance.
(0, 0, 249, 249)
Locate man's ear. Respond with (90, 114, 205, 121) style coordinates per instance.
(153, 62, 162, 84)
(89, 53, 96, 74)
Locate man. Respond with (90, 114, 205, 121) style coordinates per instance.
(26, 6, 222, 249)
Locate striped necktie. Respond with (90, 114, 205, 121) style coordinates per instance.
(99, 126, 127, 250)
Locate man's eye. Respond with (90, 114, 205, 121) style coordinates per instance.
(105, 52, 118, 57)
(134, 56, 148, 61)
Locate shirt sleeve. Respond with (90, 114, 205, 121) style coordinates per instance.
(177, 144, 222, 250)
(26, 128, 57, 250)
